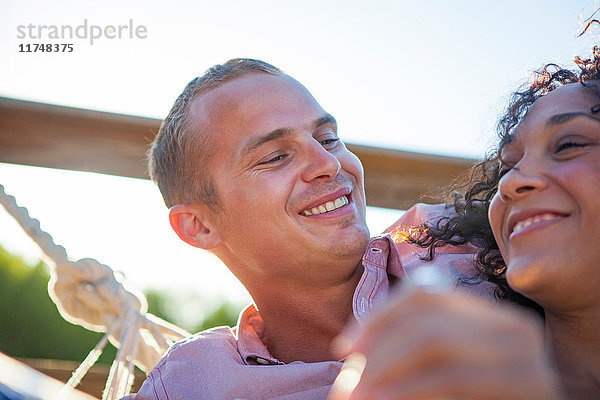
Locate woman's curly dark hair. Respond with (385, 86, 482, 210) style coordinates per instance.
(411, 45, 600, 315)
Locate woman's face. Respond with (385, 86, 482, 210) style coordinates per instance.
(488, 82, 600, 311)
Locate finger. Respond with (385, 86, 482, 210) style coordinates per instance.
(353, 311, 544, 392)
(342, 265, 454, 355)
(354, 328, 488, 392)
(328, 353, 367, 400)
(351, 264, 453, 340)
(347, 289, 449, 354)
(357, 363, 562, 400)
(351, 287, 541, 357)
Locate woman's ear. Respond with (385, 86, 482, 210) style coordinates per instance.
(169, 204, 223, 250)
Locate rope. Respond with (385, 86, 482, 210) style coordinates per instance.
(57, 319, 121, 400)
(0, 184, 191, 399)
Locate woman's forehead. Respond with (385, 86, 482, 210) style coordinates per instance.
(531, 83, 598, 116)
(500, 83, 600, 157)
(513, 83, 598, 133)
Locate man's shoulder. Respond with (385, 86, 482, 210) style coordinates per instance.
(160, 325, 238, 364)
(124, 326, 241, 399)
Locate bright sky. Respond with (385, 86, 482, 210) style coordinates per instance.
(1, 0, 599, 316)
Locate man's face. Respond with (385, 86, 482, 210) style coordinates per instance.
(190, 73, 369, 281)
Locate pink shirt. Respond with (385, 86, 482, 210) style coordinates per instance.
(125, 204, 495, 400)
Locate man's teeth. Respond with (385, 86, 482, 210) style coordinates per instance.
(513, 213, 560, 234)
(302, 196, 348, 216)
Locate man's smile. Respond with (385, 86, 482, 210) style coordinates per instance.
(301, 195, 349, 216)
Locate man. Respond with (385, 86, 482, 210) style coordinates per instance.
(126, 58, 500, 399)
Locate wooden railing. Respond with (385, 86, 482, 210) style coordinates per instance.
(20, 358, 146, 399)
(0, 97, 477, 210)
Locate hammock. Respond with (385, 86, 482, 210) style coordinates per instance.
(0, 184, 191, 400)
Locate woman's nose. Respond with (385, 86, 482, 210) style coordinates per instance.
(497, 163, 549, 202)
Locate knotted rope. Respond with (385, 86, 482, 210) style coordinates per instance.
(0, 184, 190, 399)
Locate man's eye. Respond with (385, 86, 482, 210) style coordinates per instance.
(321, 138, 339, 146)
(260, 154, 286, 165)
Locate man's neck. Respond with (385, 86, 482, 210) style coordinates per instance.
(249, 262, 364, 364)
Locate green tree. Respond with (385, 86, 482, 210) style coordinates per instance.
(193, 302, 239, 332)
(0, 244, 242, 364)
(145, 288, 240, 333)
(0, 245, 116, 364)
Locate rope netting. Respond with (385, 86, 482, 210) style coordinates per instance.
(0, 184, 191, 400)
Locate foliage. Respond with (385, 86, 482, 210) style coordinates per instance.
(0, 245, 116, 364)
(144, 288, 172, 323)
(145, 288, 240, 333)
(0, 244, 241, 363)
(193, 302, 240, 333)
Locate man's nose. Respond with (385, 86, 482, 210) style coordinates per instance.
(497, 162, 549, 202)
(300, 140, 341, 182)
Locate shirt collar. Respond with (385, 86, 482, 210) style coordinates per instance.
(361, 233, 405, 277)
(234, 235, 406, 365)
(235, 304, 283, 365)
(352, 234, 406, 322)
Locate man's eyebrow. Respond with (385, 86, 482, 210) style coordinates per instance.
(241, 113, 337, 156)
(312, 113, 337, 131)
(242, 127, 294, 156)
(546, 111, 600, 127)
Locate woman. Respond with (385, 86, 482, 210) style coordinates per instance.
(419, 47, 600, 399)
(488, 74, 600, 399)
(415, 46, 600, 312)
(332, 47, 600, 400)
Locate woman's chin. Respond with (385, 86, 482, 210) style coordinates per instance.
(506, 258, 579, 312)
(506, 260, 548, 302)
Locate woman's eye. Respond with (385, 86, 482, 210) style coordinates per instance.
(555, 134, 592, 153)
(499, 167, 511, 178)
(555, 140, 585, 153)
(498, 159, 517, 178)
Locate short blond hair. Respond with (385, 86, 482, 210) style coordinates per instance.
(148, 58, 282, 208)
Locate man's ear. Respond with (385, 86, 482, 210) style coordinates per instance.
(169, 204, 223, 250)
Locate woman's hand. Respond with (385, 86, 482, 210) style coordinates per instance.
(329, 287, 564, 400)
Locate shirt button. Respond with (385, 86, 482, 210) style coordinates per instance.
(360, 297, 366, 313)
(255, 357, 270, 365)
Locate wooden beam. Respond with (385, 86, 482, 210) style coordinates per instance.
(347, 144, 475, 210)
(0, 97, 157, 179)
(19, 357, 144, 399)
(0, 97, 477, 209)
